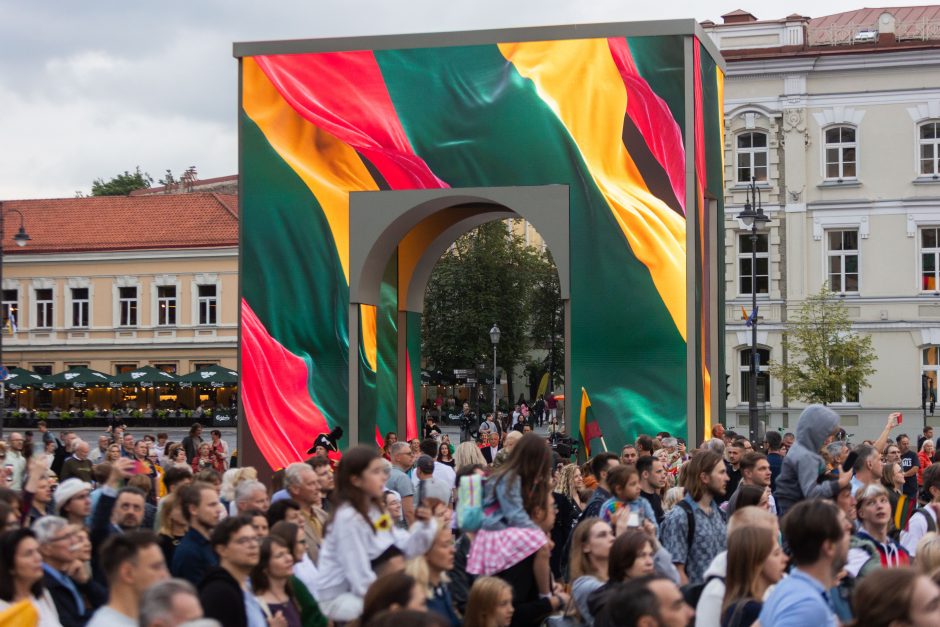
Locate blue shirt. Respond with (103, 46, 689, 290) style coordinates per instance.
(660, 495, 726, 585)
(171, 528, 218, 586)
(43, 563, 84, 615)
(759, 568, 838, 627)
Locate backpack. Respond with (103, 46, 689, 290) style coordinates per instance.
(456, 473, 485, 531)
(910, 506, 938, 534)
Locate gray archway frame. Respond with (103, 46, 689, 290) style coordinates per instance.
(347, 185, 571, 444)
(349, 186, 570, 308)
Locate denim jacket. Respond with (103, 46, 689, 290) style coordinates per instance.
(480, 474, 539, 531)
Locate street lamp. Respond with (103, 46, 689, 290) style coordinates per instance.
(0, 202, 30, 439)
(490, 323, 500, 418)
(736, 177, 770, 444)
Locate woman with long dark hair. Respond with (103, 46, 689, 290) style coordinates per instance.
(310, 446, 441, 622)
(0, 528, 60, 625)
(251, 535, 302, 627)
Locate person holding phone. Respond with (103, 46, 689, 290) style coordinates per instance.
(848, 444, 883, 496)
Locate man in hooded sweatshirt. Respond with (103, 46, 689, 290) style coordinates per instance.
(774, 404, 853, 517)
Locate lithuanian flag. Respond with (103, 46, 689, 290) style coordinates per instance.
(579, 387, 604, 457)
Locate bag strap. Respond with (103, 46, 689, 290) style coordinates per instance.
(677, 500, 695, 551)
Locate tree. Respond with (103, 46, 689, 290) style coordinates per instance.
(769, 284, 877, 405)
(422, 220, 562, 405)
(90, 166, 153, 196)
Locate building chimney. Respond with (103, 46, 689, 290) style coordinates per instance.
(722, 9, 759, 24)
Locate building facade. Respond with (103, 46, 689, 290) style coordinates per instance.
(705, 6, 940, 439)
(1, 193, 238, 407)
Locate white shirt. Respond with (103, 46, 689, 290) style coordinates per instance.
(901, 505, 937, 556)
(411, 461, 455, 490)
(0, 591, 62, 627)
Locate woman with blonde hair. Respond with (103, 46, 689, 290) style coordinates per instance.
(555, 464, 585, 511)
(915, 532, 940, 575)
(721, 525, 788, 626)
(568, 518, 613, 624)
(463, 577, 514, 627)
(454, 441, 487, 471)
(156, 491, 188, 566)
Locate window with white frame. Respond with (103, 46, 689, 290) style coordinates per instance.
(739, 348, 770, 403)
(736, 132, 768, 183)
(922, 227, 940, 292)
(157, 286, 176, 326)
(119, 287, 138, 327)
(925, 346, 939, 411)
(921, 121, 940, 176)
(2, 289, 18, 331)
(197, 284, 217, 325)
(35, 288, 53, 329)
(70, 287, 89, 328)
(827, 230, 859, 293)
(824, 126, 857, 180)
(738, 233, 769, 295)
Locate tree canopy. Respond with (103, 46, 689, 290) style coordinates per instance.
(90, 166, 153, 196)
(769, 284, 877, 405)
(422, 220, 562, 403)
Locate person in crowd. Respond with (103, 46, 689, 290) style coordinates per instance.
(104, 443, 122, 464)
(724, 452, 775, 516)
(34, 516, 100, 627)
(166, 445, 189, 470)
(90, 458, 143, 578)
(234, 480, 269, 517)
(171, 482, 222, 586)
(849, 443, 883, 496)
(901, 462, 940, 556)
(192, 442, 224, 474)
(899, 433, 921, 501)
(385, 490, 406, 529)
(720, 525, 788, 627)
(600, 464, 659, 532)
(846, 483, 910, 577)
(582, 453, 620, 520)
(436, 442, 455, 469)
(0, 527, 61, 626)
(246, 510, 268, 538)
(568, 518, 613, 624)
(312, 446, 441, 622)
(696, 506, 779, 626)
(467, 433, 553, 602)
(849, 567, 940, 627)
(59, 440, 93, 484)
(411, 439, 456, 490)
(763, 431, 784, 491)
(282, 462, 327, 563)
(556, 463, 586, 512)
(406, 526, 460, 626)
(251, 535, 302, 627)
(662, 487, 684, 515)
(480, 432, 500, 465)
(128, 474, 159, 529)
(595, 574, 694, 627)
(462, 576, 514, 627)
(86, 531, 169, 627)
(157, 491, 188, 567)
(268, 521, 327, 626)
(620, 444, 638, 466)
(915, 532, 940, 575)
(120, 433, 136, 460)
(360, 573, 427, 625)
(308, 456, 335, 513)
(54, 478, 93, 528)
(199, 516, 268, 627)
(775, 404, 851, 516)
(267, 499, 304, 528)
(759, 499, 851, 626)
(456, 441, 488, 471)
(661, 450, 728, 585)
(138, 578, 205, 627)
(387, 443, 417, 525)
(181, 424, 204, 465)
(637, 456, 667, 526)
(6, 432, 28, 491)
(23, 457, 55, 525)
(209, 430, 229, 471)
(919, 425, 935, 453)
(881, 460, 913, 538)
(723, 440, 745, 500)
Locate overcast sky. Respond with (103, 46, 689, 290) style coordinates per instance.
(0, 0, 917, 199)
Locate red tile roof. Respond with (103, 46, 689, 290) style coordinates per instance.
(1, 193, 238, 254)
(811, 5, 940, 31)
(130, 174, 239, 196)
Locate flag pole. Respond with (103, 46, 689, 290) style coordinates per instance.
(599, 436, 608, 453)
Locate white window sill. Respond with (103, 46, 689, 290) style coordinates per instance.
(818, 179, 861, 188)
(731, 182, 772, 190)
(913, 176, 940, 185)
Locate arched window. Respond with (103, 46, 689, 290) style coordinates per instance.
(920, 121, 940, 177)
(736, 132, 768, 183)
(824, 126, 857, 180)
(739, 347, 770, 403)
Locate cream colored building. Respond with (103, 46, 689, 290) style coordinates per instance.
(1, 193, 238, 408)
(705, 6, 940, 439)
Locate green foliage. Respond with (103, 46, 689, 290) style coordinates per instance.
(769, 285, 877, 405)
(91, 166, 153, 196)
(422, 221, 563, 397)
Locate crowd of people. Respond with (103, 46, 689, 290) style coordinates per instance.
(3, 405, 940, 626)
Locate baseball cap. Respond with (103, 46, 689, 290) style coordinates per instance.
(54, 478, 92, 515)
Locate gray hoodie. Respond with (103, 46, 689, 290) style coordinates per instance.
(774, 404, 841, 516)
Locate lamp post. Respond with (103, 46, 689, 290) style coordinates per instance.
(490, 323, 500, 418)
(0, 202, 31, 439)
(736, 178, 769, 444)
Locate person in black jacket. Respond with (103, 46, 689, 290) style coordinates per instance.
(89, 458, 144, 583)
(35, 515, 100, 627)
(199, 516, 269, 627)
(85, 531, 169, 626)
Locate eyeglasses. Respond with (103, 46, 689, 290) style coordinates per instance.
(50, 531, 79, 544)
(233, 536, 261, 546)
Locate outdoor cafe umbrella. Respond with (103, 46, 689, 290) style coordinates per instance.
(114, 365, 178, 387)
(3, 367, 46, 390)
(45, 367, 113, 389)
(177, 365, 238, 387)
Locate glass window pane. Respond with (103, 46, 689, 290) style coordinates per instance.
(923, 124, 938, 140)
(829, 256, 842, 273)
(844, 147, 856, 162)
(756, 276, 769, 293)
(741, 258, 753, 274)
(755, 258, 769, 274)
(924, 229, 938, 249)
(826, 128, 840, 143)
(752, 133, 767, 148)
(826, 148, 839, 164)
(827, 163, 840, 178)
(830, 274, 843, 292)
(754, 152, 767, 167)
(738, 134, 752, 148)
(755, 234, 768, 252)
(740, 277, 752, 294)
(926, 347, 939, 366)
(843, 162, 856, 178)
(842, 127, 856, 142)
(844, 231, 858, 250)
(924, 254, 936, 271)
(921, 144, 935, 160)
(753, 165, 768, 182)
(845, 274, 859, 292)
(828, 231, 842, 250)
(845, 255, 858, 273)
(740, 235, 752, 253)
